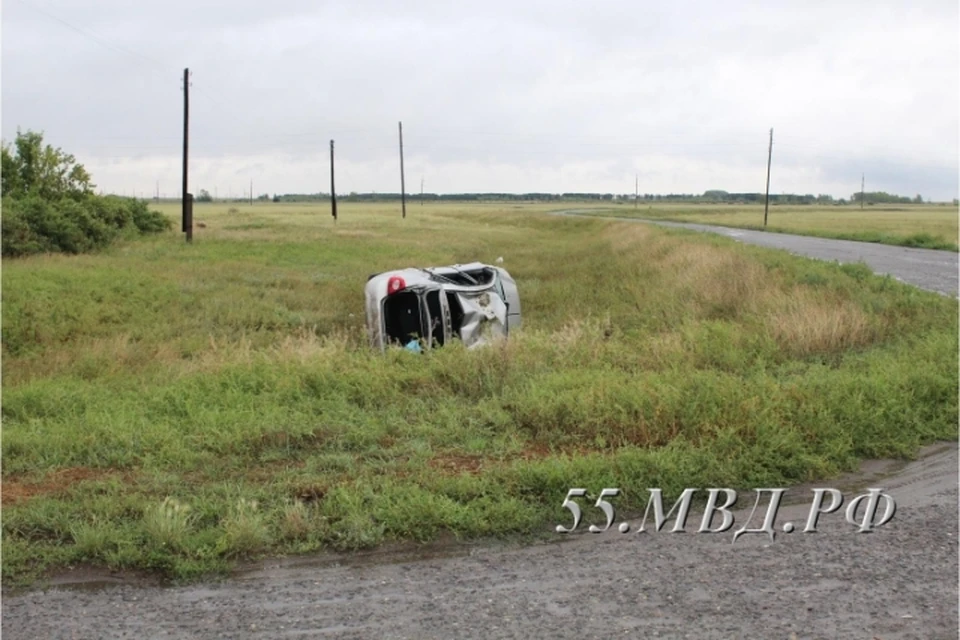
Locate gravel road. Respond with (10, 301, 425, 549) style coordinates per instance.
(4, 444, 957, 639)
(552, 211, 959, 297)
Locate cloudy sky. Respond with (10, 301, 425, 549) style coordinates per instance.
(3, 0, 958, 200)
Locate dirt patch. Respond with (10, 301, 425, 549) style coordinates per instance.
(427, 443, 595, 477)
(292, 482, 327, 504)
(427, 454, 486, 476)
(513, 442, 595, 462)
(1, 482, 40, 506)
(2, 467, 129, 506)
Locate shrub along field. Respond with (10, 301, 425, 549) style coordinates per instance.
(1, 130, 171, 257)
(2, 201, 957, 587)
(573, 202, 960, 250)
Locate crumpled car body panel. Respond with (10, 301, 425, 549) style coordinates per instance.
(365, 262, 521, 352)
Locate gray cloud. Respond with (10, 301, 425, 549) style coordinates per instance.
(3, 0, 957, 199)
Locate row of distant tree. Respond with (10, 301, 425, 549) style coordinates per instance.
(176, 188, 957, 206)
(241, 190, 940, 205)
(194, 189, 271, 203)
(703, 190, 930, 205)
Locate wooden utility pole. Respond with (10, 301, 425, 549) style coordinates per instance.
(763, 128, 773, 228)
(399, 121, 407, 218)
(861, 174, 865, 209)
(330, 140, 337, 222)
(635, 174, 638, 209)
(182, 67, 192, 242)
(421, 177, 424, 206)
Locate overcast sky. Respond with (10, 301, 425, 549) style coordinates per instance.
(3, 0, 958, 200)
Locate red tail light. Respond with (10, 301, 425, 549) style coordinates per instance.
(387, 276, 406, 294)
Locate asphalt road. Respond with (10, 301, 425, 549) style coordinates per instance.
(552, 211, 959, 297)
(4, 444, 956, 639)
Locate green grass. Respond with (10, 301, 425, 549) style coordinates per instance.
(2, 201, 957, 588)
(572, 203, 960, 251)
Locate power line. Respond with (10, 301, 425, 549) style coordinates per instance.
(10, 0, 251, 144)
(12, 0, 169, 70)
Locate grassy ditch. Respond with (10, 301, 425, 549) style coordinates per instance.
(2, 202, 957, 587)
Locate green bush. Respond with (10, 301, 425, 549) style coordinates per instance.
(1, 128, 172, 257)
(1, 194, 171, 257)
(131, 199, 172, 233)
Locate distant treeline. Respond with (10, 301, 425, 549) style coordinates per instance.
(161, 189, 951, 206)
(273, 192, 621, 203)
(259, 190, 935, 205)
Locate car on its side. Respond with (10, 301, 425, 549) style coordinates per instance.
(364, 262, 521, 352)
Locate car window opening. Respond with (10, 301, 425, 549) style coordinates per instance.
(436, 267, 496, 287)
(383, 291, 424, 347)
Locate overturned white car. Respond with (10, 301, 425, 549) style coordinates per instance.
(364, 262, 521, 352)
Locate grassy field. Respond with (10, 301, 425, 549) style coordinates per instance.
(574, 202, 960, 250)
(2, 201, 957, 587)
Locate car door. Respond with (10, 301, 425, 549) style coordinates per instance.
(423, 286, 452, 348)
(494, 268, 522, 333)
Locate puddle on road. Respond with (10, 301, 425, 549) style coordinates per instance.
(38, 565, 166, 594)
(30, 534, 547, 596)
